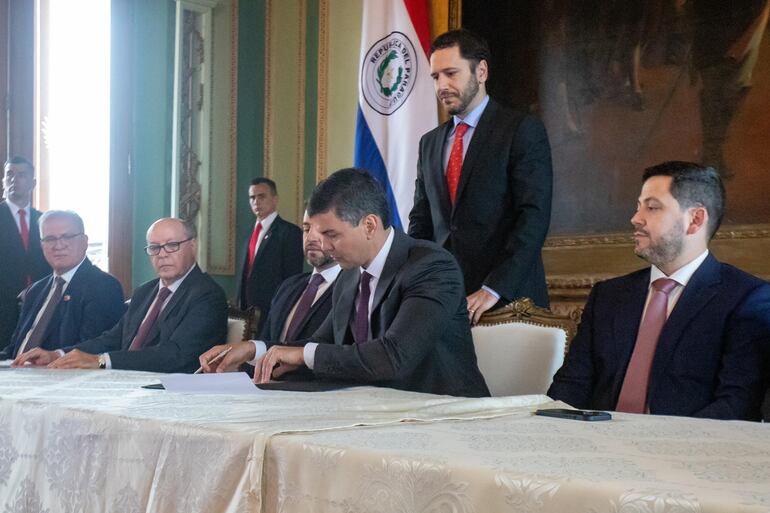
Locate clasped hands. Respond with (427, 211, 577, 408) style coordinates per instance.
(12, 348, 99, 369)
(198, 341, 304, 383)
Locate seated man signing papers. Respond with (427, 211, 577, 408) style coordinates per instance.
(548, 162, 770, 420)
(15, 218, 228, 372)
(200, 168, 489, 397)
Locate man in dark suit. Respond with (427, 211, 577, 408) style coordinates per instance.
(549, 162, 770, 420)
(15, 218, 227, 373)
(0, 157, 50, 349)
(1, 210, 124, 359)
(237, 177, 303, 332)
(259, 211, 341, 343)
(408, 29, 553, 324)
(201, 169, 489, 397)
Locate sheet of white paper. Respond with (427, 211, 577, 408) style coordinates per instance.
(0, 360, 15, 368)
(160, 372, 258, 394)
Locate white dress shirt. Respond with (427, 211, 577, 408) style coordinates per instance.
(643, 250, 710, 319)
(251, 211, 278, 260)
(6, 199, 31, 234)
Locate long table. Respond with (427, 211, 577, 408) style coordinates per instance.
(1, 369, 769, 512)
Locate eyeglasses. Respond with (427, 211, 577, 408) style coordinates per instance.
(41, 233, 84, 246)
(144, 237, 193, 256)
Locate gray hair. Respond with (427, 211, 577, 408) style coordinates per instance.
(38, 210, 85, 236)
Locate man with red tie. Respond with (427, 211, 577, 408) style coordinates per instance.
(16, 218, 227, 373)
(236, 177, 303, 333)
(0, 157, 50, 351)
(200, 169, 489, 397)
(549, 162, 770, 420)
(409, 29, 553, 324)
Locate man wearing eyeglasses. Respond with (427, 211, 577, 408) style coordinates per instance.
(1, 210, 124, 359)
(0, 157, 51, 350)
(15, 218, 227, 373)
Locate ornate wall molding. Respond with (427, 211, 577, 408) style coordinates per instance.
(295, 0, 307, 222)
(315, 0, 329, 182)
(545, 224, 770, 248)
(263, 0, 273, 180)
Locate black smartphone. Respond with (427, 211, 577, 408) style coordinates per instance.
(534, 408, 611, 421)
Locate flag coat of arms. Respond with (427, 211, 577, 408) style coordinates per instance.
(355, 0, 438, 230)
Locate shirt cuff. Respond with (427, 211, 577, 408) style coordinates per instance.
(481, 285, 500, 300)
(56, 349, 65, 357)
(303, 342, 318, 370)
(103, 353, 112, 370)
(247, 340, 267, 365)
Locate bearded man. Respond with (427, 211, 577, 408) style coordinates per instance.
(408, 28, 553, 323)
(548, 161, 770, 421)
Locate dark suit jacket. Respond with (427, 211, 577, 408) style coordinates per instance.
(408, 99, 552, 307)
(260, 271, 335, 342)
(276, 230, 489, 397)
(3, 258, 124, 359)
(237, 215, 303, 319)
(548, 254, 770, 420)
(65, 264, 227, 373)
(0, 201, 50, 349)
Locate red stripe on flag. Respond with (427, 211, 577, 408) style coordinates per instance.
(403, 0, 431, 57)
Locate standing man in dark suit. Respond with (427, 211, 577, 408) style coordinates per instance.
(549, 162, 770, 420)
(0, 157, 50, 349)
(2, 210, 124, 359)
(237, 177, 303, 332)
(258, 211, 341, 343)
(201, 169, 489, 397)
(408, 29, 553, 323)
(15, 218, 227, 373)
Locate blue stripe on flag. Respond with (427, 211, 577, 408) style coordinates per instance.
(354, 106, 403, 230)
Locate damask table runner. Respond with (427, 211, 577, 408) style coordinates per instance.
(0, 369, 551, 512)
(265, 408, 770, 513)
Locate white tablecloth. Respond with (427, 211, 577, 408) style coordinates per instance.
(0, 369, 550, 512)
(265, 409, 770, 513)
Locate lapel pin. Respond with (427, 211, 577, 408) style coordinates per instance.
(63, 295, 71, 302)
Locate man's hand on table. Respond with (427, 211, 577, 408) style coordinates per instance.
(49, 349, 100, 369)
(199, 341, 255, 373)
(255, 346, 304, 384)
(13, 348, 61, 367)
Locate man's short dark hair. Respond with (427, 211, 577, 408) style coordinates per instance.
(643, 161, 725, 239)
(430, 29, 491, 72)
(250, 177, 278, 196)
(307, 168, 391, 229)
(4, 156, 34, 173)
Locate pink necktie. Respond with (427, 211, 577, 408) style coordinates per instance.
(247, 222, 263, 275)
(128, 287, 172, 351)
(446, 122, 469, 205)
(616, 278, 679, 413)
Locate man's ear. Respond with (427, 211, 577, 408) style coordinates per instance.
(686, 206, 708, 235)
(362, 214, 379, 239)
(476, 59, 488, 84)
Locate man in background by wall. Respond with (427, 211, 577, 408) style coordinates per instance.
(409, 29, 553, 324)
(0, 157, 50, 350)
(236, 177, 303, 333)
(1, 210, 124, 359)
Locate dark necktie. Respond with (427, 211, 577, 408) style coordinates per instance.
(446, 122, 469, 205)
(20, 276, 66, 354)
(284, 273, 325, 342)
(247, 222, 263, 275)
(616, 278, 679, 413)
(129, 287, 172, 351)
(18, 208, 29, 250)
(353, 271, 373, 344)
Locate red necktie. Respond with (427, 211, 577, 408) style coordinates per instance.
(128, 287, 172, 351)
(18, 208, 29, 250)
(446, 122, 469, 205)
(247, 222, 263, 274)
(616, 278, 679, 413)
(353, 271, 373, 344)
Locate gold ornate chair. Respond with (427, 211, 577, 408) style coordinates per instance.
(472, 298, 578, 397)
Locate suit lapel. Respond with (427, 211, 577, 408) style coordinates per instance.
(429, 122, 453, 225)
(125, 279, 162, 347)
(371, 231, 409, 316)
(333, 269, 359, 345)
(452, 100, 496, 216)
(253, 217, 279, 264)
(291, 279, 334, 338)
(0, 201, 25, 252)
(612, 270, 650, 368)
(650, 255, 721, 389)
